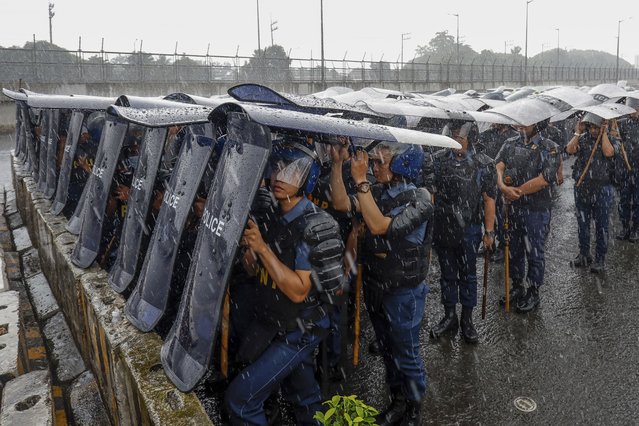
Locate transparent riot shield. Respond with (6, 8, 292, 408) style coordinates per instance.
(109, 127, 168, 293)
(70, 116, 128, 268)
(125, 124, 215, 332)
(50, 111, 85, 215)
(161, 113, 271, 392)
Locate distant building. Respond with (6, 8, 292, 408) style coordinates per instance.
(635, 55, 639, 68)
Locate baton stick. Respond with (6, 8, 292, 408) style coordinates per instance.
(220, 288, 230, 378)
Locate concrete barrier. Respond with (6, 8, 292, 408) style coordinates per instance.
(11, 155, 212, 425)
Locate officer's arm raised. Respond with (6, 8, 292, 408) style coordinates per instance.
(329, 152, 351, 212)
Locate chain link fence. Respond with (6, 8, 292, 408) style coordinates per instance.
(1, 46, 637, 87)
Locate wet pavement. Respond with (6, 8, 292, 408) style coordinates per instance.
(338, 156, 639, 425)
(2, 131, 639, 424)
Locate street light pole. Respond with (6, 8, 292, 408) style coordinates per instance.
(524, 0, 533, 85)
(616, 19, 624, 82)
(270, 18, 278, 46)
(401, 32, 411, 67)
(555, 28, 560, 65)
(256, 0, 261, 53)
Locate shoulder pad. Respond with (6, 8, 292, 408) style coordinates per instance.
(301, 210, 341, 246)
(474, 152, 495, 166)
(541, 138, 560, 153)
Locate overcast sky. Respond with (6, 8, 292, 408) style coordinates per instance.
(1, 0, 637, 65)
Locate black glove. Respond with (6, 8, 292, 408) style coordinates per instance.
(250, 187, 276, 222)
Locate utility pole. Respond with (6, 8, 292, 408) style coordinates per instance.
(524, 0, 534, 85)
(270, 18, 278, 46)
(504, 40, 513, 55)
(401, 32, 411, 67)
(320, 0, 325, 89)
(48, 3, 55, 44)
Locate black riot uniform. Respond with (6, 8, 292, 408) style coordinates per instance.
(425, 121, 496, 343)
(496, 122, 560, 313)
(225, 141, 344, 425)
(566, 113, 620, 273)
(616, 99, 639, 241)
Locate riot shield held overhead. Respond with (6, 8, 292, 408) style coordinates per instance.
(125, 124, 216, 332)
(50, 111, 85, 215)
(109, 127, 168, 293)
(45, 110, 64, 199)
(70, 116, 129, 268)
(161, 113, 272, 392)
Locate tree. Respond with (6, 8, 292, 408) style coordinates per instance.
(241, 44, 291, 82)
(511, 46, 522, 56)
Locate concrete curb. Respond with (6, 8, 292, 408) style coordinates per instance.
(12, 154, 212, 424)
(0, 370, 53, 425)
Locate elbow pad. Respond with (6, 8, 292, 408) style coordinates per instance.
(302, 211, 345, 304)
(387, 188, 433, 240)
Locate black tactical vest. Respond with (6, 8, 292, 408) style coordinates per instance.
(254, 209, 321, 331)
(571, 133, 614, 186)
(362, 188, 429, 290)
(435, 152, 483, 226)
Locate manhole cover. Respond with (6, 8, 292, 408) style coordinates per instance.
(514, 396, 537, 412)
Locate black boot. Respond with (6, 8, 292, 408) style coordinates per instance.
(368, 340, 382, 356)
(429, 305, 458, 339)
(399, 400, 421, 426)
(375, 392, 406, 426)
(515, 286, 540, 313)
(617, 224, 631, 241)
(460, 306, 479, 344)
(629, 226, 639, 243)
(590, 258, 605, 274)
(570, 253, 593, 267)
(499, 281, 526, 306)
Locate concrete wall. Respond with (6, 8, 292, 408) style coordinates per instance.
(11, 156, 212, 425)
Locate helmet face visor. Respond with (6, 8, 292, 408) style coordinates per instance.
(442, 121, 473, 140)
(270, 156, 312, 189)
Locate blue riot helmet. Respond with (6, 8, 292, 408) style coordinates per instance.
(86, 112, 105, 143)
(373, 142, 424, 181)
(269, 137, 321, 194)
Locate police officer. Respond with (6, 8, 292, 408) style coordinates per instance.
(496, 118, 560, 313)
(616, 97, 639, 242)
(225, 138, 343, 425)
(477, 123, 517, 261)
(331, 141, 432, 426)
(426, 120, 496, 343)
(566, 113, 619, 273)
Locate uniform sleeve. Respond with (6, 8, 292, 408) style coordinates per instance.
(480, 162, 497, 199)
(294, 241, 312, 271)
(494, 141, 510, 166)
(540, 145, 560, 185)
(422, 154, 437, 194)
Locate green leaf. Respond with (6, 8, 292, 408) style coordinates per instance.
(331, 395, 341, 406)
(353, 416, 364, 423)
(356, 406, 364, 417)
(325, 407, 336, 420)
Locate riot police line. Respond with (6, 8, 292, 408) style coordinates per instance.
(3, 82, 639, 425)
